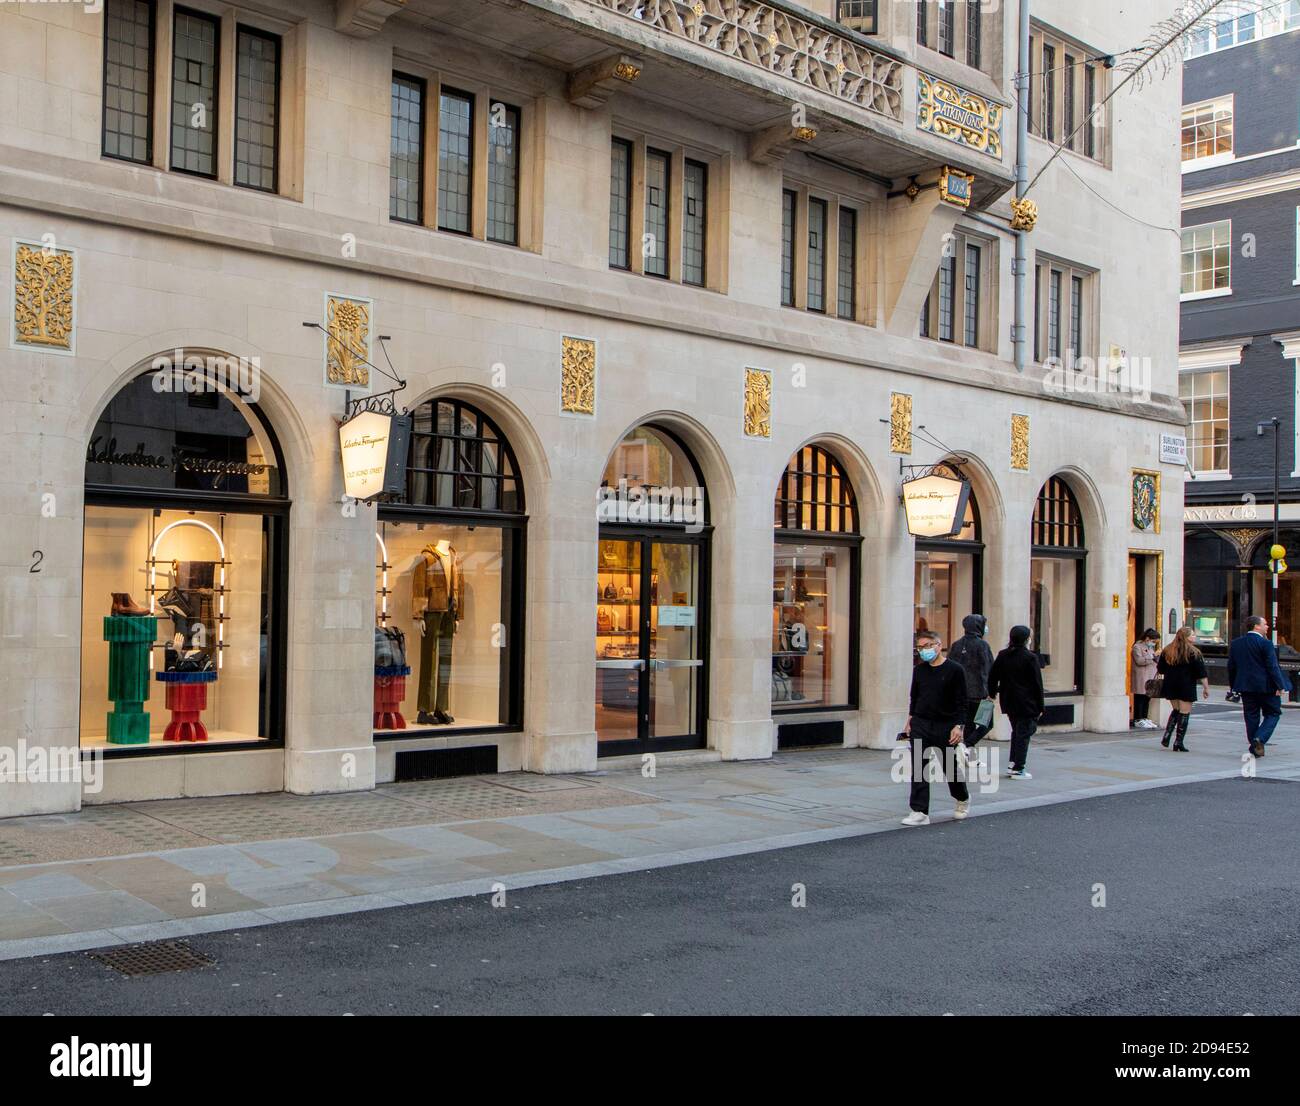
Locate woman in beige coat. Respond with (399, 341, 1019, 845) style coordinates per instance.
(1130, 628, 1159, 729)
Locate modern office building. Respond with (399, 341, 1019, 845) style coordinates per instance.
(1179, 2, 1300, 676)
(0, 0, 1182, 815)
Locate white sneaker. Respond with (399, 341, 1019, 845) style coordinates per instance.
(953, 800, 971, 820)
(901, 811, 931, 827)
(1008, 769, 1033, 780)
(1136, 719, 1157, 730)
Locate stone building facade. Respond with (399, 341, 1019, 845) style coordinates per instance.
(0, 0, 1184, 815)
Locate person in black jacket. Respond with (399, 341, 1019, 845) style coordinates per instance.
(1156, 627, 1209, 752)
(987, 625, 1045, 779)
(901, 630, 970, 827)
(946, 614, 994, 750)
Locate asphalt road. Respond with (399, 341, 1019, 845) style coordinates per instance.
(2, 778, 1297, 1015)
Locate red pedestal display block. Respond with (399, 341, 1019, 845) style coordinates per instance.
(374, 666, 411, 729)
(156, 671, 217, 742)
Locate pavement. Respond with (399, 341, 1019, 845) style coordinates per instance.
(2, 776, 1295, 1015)
(0, 699, 1295, 965)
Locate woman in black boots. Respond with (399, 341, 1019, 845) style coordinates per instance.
(1156, 627, 1210, 751)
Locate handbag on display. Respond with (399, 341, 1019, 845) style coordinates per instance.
(596, 607, 613, 633)
(374, 625, 407, 669)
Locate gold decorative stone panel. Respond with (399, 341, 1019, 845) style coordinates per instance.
(13, 241, 75, 352)
(1132, 469, 1160, 534)
(1011, 414, 1030, 470)
(324, 294, 372, 389)
(591, 0, 904, 121)
(561, 335, 596, 415)
(744, 367, 771, 438)
(889, 393, 912, 455)
(917, 71, 1005, 159)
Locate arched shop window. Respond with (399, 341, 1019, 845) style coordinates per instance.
(374, 398, 525, 736)
(595, 425, 709, 754)
(914, 461, 983, 647)
(82, 369, 288, 752)
(772, 445, 861, 710)
(1030, 475, 1086, 693)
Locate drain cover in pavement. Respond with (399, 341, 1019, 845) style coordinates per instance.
(89, 940, 214, 977)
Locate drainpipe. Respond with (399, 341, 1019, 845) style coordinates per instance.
(1013, 0, 1031, 373)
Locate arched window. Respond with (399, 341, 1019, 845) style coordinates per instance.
(772, 446, 860, 717)
(402, 397, 523, 512)
(82, 365, 288, 753)
(774, 444, 857, 533)
(375, 398, 525, 741)
(914, 460, 983, 646)
(1031, 475, 1086, 694)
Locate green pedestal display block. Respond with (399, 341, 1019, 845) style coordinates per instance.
(103, 615, 158, 746)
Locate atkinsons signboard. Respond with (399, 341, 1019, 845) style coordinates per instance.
(902, 473, 971, 538)
(339, 409, 411, 502)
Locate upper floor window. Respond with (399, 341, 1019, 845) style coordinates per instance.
(937, 0, 956, 57)
(389, 72, 530, 248)
(781, 184, 867, 322)
(1180, 370, 1230, 476)
(103, 0, 155, 165)
(1187, 1, 1300, 57)
(609, 135, 718, 289)
(1181, 98, 1233, 166)
(102, 1, 286, 194)
(1032, 257, 1094, 363)
(1030, 24, 1109, 164)
(836, 1, 878, 34)
(1181, 220, 1232, 299)
(916, 0, 984, 69)
(921, 230, 993, 351)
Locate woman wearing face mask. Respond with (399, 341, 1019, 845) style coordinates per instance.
(987, 625, 1045, 780)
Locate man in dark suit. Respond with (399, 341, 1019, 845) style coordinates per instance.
(1227, 615, 1293, 758)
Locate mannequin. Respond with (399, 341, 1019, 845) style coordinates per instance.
(412, 539, 463, 724)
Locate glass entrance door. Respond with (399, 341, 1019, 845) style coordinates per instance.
(596, 534, 705, 752)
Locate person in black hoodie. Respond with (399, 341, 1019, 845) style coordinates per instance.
(901, 630, 970, 826)
(987, 624, 1045, 780)
(946, 614, 994, 750)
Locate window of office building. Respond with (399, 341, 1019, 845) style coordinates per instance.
(836, 0, 878, 34)
(103, 0, 155, 165)
(1181, 98, 1234, 164)
(374, 399, 525, 737)
(772, 446, 860, 711)
(609, 138, 713, 287)
(1181, 220, 1232, 296)
(921, 231, 992, 350)
(81, 368, 287, 754)
(683, 159, 708, 286)
(781, 189, 797, 307)
(1031, 25, 1108, 162)
(783, 186, 866, 320)
(807, 197, 828, 312)
(1180, 369, 1230, 475)
(390, 74, 425, 224)
(170, 8, 219, 178)
(234, 27, 279, 193)
(837, 208, 858, 320)
(438, 89, 473, 234)
(1031, 476, 1086, 694)
(1188, 1, 1300, 57)
(1033, 258, 1093, 362)
(610, 138, 633, 270)
(487, 103, 521, 245)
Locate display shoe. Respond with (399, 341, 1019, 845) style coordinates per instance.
(433, 710, 455, 724)
(416, 710, 437, 725)
(110, 592, 150, 616)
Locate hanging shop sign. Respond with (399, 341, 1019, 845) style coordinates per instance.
(916, 72, 1004, 159)
(902, 473, 972, 538)
(938, 166, 975, 208)
(339, 409, 411, 502)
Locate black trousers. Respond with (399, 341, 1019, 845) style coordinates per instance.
(908, 718, 969, 814)
(1009, 715, 1037, 771)
(1132, 694, 1150, 722)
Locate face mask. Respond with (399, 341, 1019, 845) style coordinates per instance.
(919, 647, 939, 663)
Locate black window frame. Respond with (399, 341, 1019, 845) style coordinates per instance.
(963, 241, 981, 348)
(937, 0, 955, 57)
(487, 99, 522, 246)
(643, 146, 672, 279)
(781, 188, 797, 307)
(437, 86, 475, 236)
(682, 157, 708, 287)
(390, 71, 426, 226)
(967, 0, 982, 69)
(917, 0, 928, 47)
(609, 136, 634, 270)
(169, 6, 221, 180)
(837, 205, 857, 320)
(807, 196, 828, 313)
(836, 1, 878, 34)
(102, 0, 157, 166)
(1031, 475, 1087, 695)
(937, 251, 956, 342)
(233, 24, 281, 194)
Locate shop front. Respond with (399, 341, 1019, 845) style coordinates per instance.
(595, 426, 709, 755)
(81, 370, 289, 757)
(913, 461, 984, 648)
(372, 397, 526, 756)
(1030, 476, 1087, 720)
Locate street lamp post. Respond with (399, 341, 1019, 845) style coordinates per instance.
(1257, 417, 1282, 645)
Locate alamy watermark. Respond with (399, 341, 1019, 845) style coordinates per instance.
(1043, 350, 1153, 403)
(150, 349, 261, 402)
(597, 479, 706, 534)
(0, 741, 103, 794)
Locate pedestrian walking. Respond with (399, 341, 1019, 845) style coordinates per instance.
(988, 625, 1045, 780)
(1227, 615, 1293, 758)
(1130, 628, 1160, 730)
(946, 614, 994, 750)
(1156, 627, 1209, 752)
(901, 630, 969, 827)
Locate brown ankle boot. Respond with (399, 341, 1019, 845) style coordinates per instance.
(110, 592, 150, 616)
